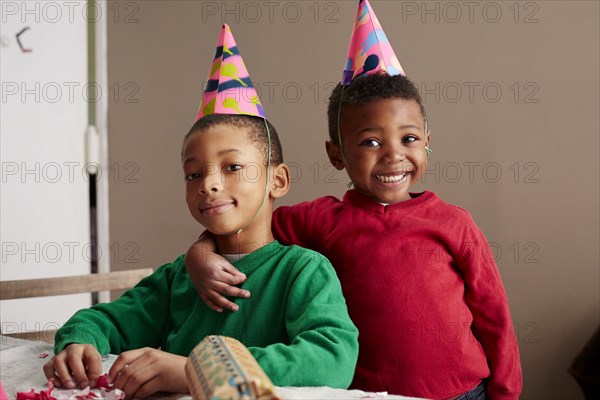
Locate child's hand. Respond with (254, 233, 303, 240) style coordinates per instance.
(107, 348, 187, 399)
(185, 237, 250, 313)
(43, 343, 102, 389)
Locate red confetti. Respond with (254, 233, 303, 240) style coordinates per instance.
(38, 353, 49, 359)
(15, 377, 124, 400)
(16, 380, 56, 400)
(95, 374, 111, 390)
(15, 389, 46, 400)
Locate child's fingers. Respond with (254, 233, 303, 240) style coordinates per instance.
(212, 280, 250, 299)
(52, 357, 76, 389)
(43, 357, 68, 388)
(200, 293, 223, 313)
(205, 288, 240, 312)
(129, 355, 187, 398)
(114, 360, 152, 398)
(67, 350, 91, 389)
(217, 270, 247, 286)
(219, 262, 246, 280)
(129, 376, 161, 399)
(42, 358, 57, 381)
(108, 353, 129, 383)
(81, 347, 102, 388)
(108, 349, 143, 384)
(118, 349, 187, 398)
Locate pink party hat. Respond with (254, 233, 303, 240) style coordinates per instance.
(0, 380, 8, 400)
(196, 24, 266, 121)
(342, 0, 405, 85)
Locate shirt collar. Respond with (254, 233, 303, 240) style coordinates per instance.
(343, 189, 435, 215)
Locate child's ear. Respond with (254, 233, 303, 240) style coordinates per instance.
(269, 163, 290, 200)
(325, 140, 345, 170)
(426, 129, 431, 147)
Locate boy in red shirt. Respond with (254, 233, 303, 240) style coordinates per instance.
(186, 1, 522, 399)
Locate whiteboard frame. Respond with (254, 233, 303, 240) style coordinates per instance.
(92, 0, 111, 303)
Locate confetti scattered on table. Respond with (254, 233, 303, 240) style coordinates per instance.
(16, 378, 124, 400)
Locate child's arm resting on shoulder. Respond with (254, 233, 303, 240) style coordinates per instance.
(107, 348, 188, 398)
(185, 232, 250, 313)
(186, 201, 320, 313)
(43, 343, 102, 390)
(248, 253, 359, 388)
(271, 203, 316, 248)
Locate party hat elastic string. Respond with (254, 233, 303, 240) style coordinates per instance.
(235, 119, 271, 238)
(336, 85, 346, 161)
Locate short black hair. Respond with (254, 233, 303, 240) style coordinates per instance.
(327, 72, 426, 144)
(183, 114, 283, 165)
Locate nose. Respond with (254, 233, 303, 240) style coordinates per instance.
(199, 163, 223, 194)
(382, 142, 405, 164)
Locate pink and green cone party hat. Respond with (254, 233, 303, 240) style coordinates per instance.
(196, 24, 266, 121)
(342, 0, 405, 85)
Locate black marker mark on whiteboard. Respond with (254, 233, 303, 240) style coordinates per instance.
(16, 27, 32, 53)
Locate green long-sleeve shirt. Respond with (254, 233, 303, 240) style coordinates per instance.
(54, 241, 359, 388)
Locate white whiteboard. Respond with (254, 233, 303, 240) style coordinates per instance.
(1, 1, 94, 335)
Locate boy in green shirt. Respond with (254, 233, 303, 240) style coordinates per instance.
(43, 24, 358, 399)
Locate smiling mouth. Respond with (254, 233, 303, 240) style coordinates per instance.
(375, 172, 410, 183)
(200, 202, 234, 216)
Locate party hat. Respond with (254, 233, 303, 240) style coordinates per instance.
(341, 0, 405, 85)
(196, 24, 266, 121)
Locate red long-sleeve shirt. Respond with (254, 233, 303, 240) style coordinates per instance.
(272, 190, 522, 400)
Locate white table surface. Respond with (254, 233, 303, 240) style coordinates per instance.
(0, 336, 422, 400)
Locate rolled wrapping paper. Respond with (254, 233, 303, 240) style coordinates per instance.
(185, 335, 280, 400)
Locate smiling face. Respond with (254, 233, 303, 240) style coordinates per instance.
(328, 98, 429, 204)
(182, 124, 274, 242)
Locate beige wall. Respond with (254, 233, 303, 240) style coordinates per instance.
(107, 1, 599, 398)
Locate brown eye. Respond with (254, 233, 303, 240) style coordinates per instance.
(185, 172, 201, 181)
(359, 139, 381, 147)
(225, 164, 243, 172)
